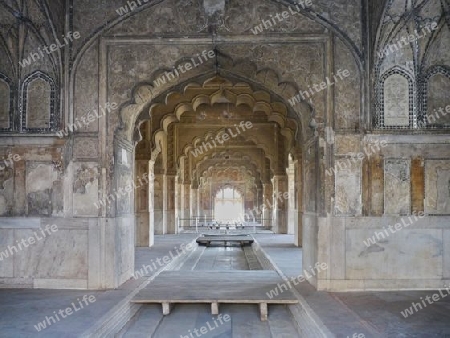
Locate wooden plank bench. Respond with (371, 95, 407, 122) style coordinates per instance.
(132, 270, 298, 321)
(196, 234, 254, 247)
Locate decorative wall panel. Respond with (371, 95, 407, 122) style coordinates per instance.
(334, 159, 362, 216)
(0, 74, 12, 131)
(26, 162, 59, 216)
(21, 71, 57, 132)
(424, 70, 450, 127)
(383, 74, 410, 127)
(384, 159, 410, 215)
(425, 160, 450, 215)
(72, 163, 99, 217)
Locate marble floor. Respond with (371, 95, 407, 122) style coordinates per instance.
(0, 234, 449, 337)
(254, 234, 450, 338)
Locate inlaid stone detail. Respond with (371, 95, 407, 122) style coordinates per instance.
(383, 74, 410, 127)
(384, 159, 410, 215)
(425, 160, 450, 215)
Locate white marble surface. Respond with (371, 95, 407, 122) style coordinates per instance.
(346, 228, 442, 279)
(384, 159, 410, 215)
(425, 160, 450, 214)
(0, 230, 14, 277)
(26, 163, 57, 193)
(314, 216, 450, 291)
(444, 229, 450, 279)
(72, 162, 99, 217)
(15, 229, 88, 279)
(334, 160, 362, 216)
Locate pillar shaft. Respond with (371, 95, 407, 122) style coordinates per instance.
(147, 161, 155, 247)
(190, 187, 199, 217)
(163, 174, 176, 234)
(262, 183, 273, 229)
(272, 175, 288, 234)
(287, 165, 296, 235)
(181, 183, 191, 227)
(294, 160, 303, 247)
(153, 173, 164, 235)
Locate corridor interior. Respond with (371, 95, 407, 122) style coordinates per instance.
(1, 234, 449, 337)
(124, 237, 300, 337)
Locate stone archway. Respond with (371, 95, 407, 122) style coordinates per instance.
(123, 75, 314, 250)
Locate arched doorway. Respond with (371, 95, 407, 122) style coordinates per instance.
(214, 187, 244, 222)
(128, 75, 310, 247)
(67, 0, 365, 291)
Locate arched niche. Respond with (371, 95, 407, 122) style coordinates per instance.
(21, 71, 57, 132)
(423, 67, 450, 128)
(378, 69, 414, 129)
(0, 74, 13, 131)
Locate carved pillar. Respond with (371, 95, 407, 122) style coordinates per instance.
(181, 183, 191, 227)
(135, 160, 149, 247)
(295, 159, 303, 247)
(190, 179, 199, 219)
(147, 160, 155, 246)
(262, 182, 273, 229)
(286, 162, 296, 235)
(207, 178, 213, 218)
(163, 174, 176, 234)
(199, 184, 205, 216)
(175, 178, 182, 230)
(272, 175, 288, 234)
(200, 179, 212, 217)
(256, 186, 263, 223)
(153, 172, 164, 235)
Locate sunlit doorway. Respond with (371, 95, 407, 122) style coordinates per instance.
(214, 187, 244, 222)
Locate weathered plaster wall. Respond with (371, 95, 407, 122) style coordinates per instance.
(0, 0, 448, 292)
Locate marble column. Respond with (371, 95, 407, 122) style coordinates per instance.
(190, 183, 199, 218)
(135, 160, 149, 247)
(262, 182, 273, 229)
(294, 159, 304, 247)
(146, 160, 154, 247)
(287, 164, 296, 235)
(153, 173, 164, 235)
(174, 179, 181, 231)
(200, 181, 213, 218)
(181, 183, 191, 227)
(272, 175, 288, 234)
(294, 160, 302, 247)
(189, 187, 198, 227)
(257, 187, 263, 224)
(163, 174, 176, 234)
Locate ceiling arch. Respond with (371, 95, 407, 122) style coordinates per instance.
(120, 65, 317, 145)
(125, 75, 301, 147)
(70, 0, 363, 78)
(194, 151, 263, 184)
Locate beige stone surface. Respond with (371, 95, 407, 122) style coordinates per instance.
(0, 0, 448, 293)
(346, 228, 442, 280)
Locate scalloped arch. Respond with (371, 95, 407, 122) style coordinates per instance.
(194, 151, 263, 181)
(119, 65, 314, 144)
(124, 76, 300, 151)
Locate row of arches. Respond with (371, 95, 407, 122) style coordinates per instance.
(132, 76, 306, 245)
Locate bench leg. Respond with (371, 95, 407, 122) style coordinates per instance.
(211, 302, 219, 315)
(259, 303, 268, 321)
(162, 302, 171, 315)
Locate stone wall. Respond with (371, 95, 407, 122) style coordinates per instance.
(0, 0, 448, 291)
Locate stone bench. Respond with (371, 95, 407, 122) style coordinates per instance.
(132, 271, 298, 321)
(196, 234, 254, 247)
